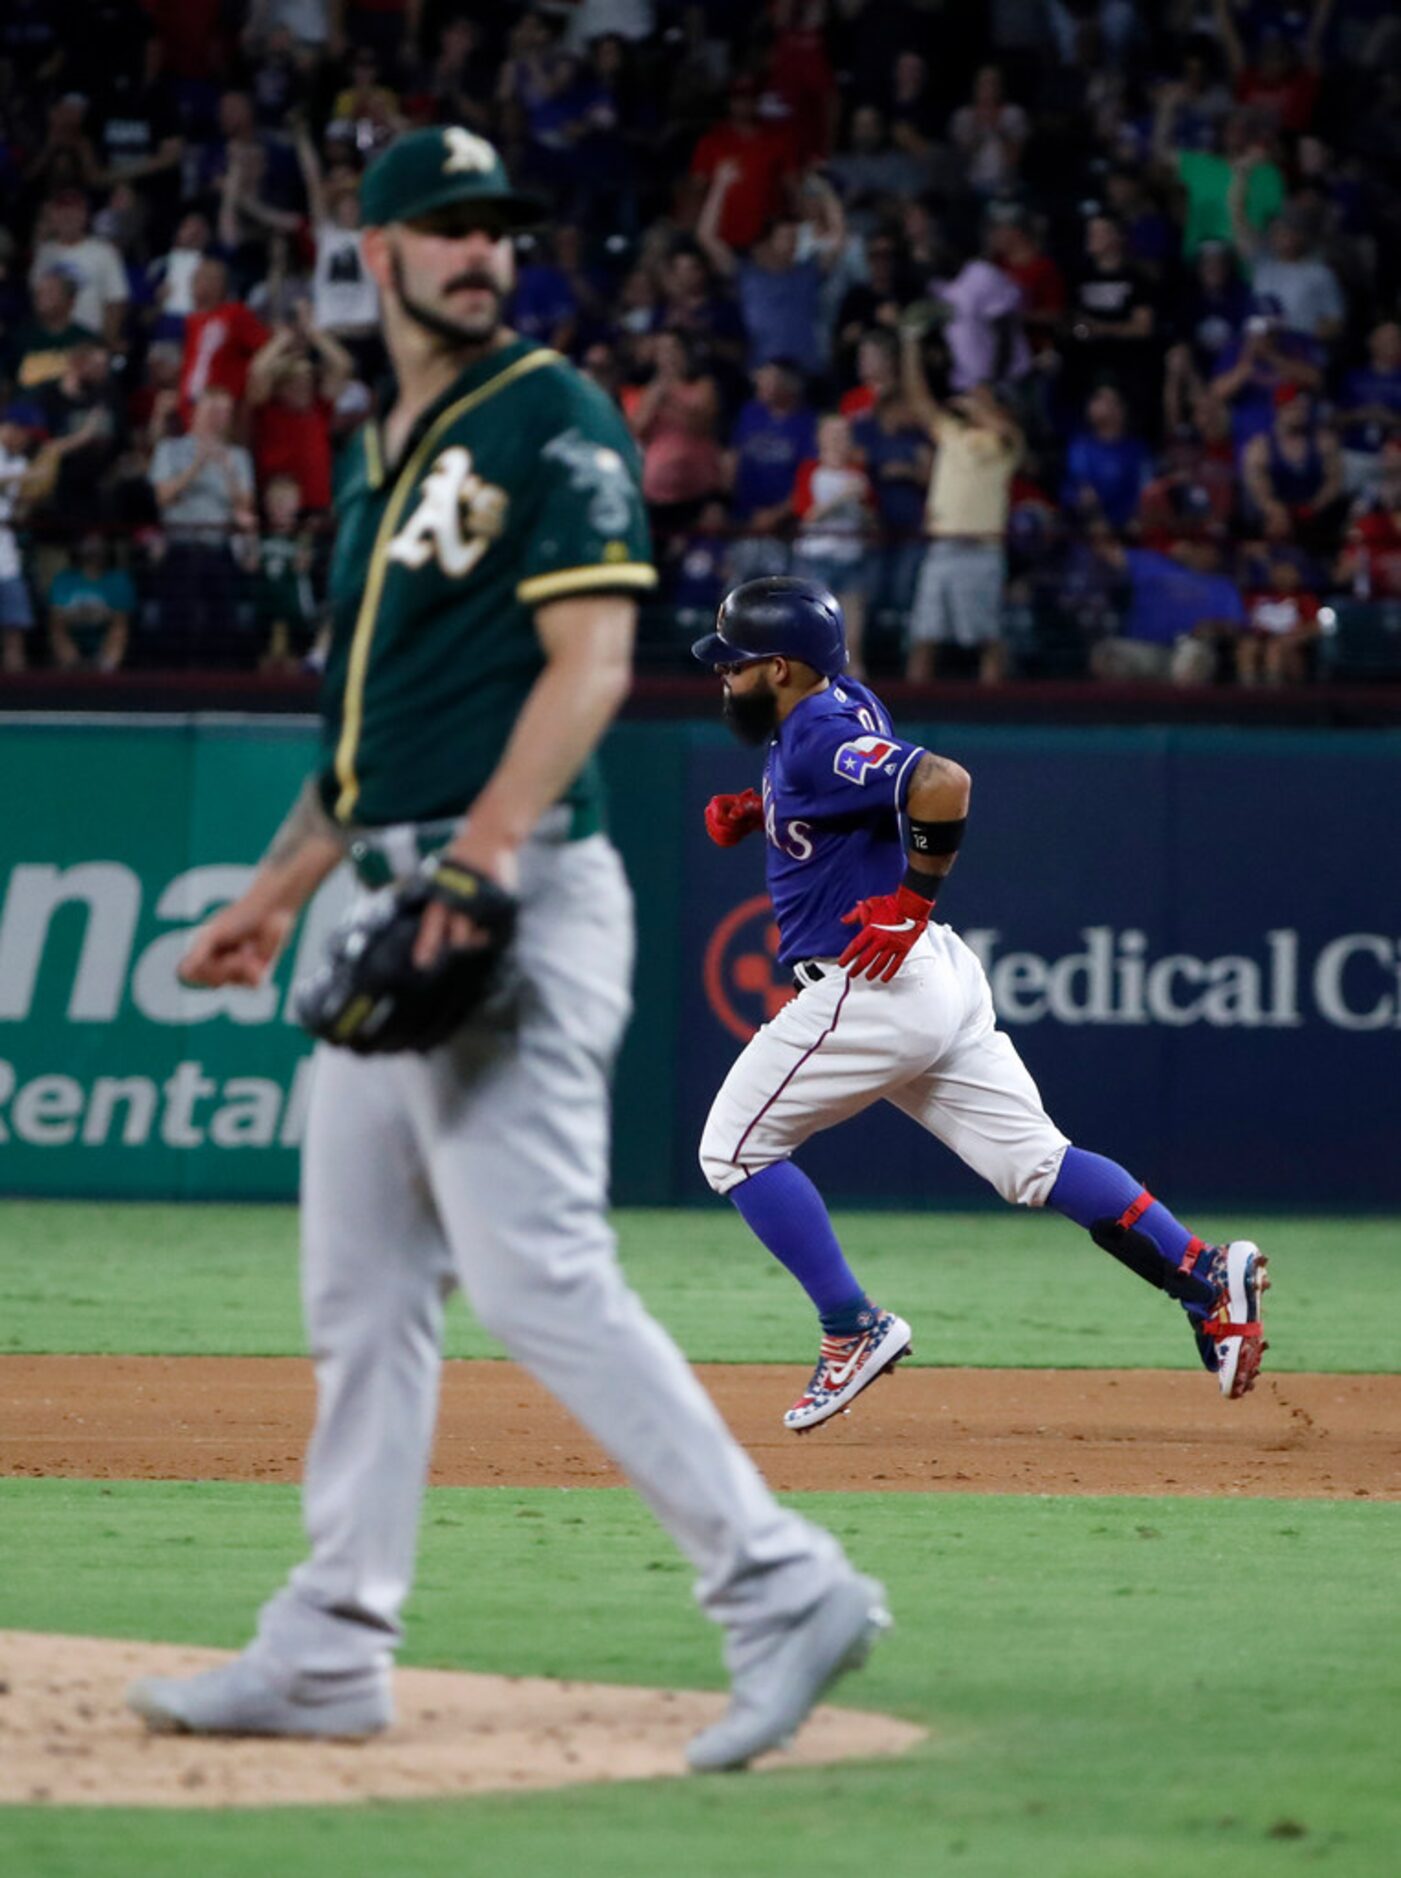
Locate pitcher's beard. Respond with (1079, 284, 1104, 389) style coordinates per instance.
(391, 252, 503, 349)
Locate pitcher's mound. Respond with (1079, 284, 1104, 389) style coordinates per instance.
(0, 1632, 925, 1808)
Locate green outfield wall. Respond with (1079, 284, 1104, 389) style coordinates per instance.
(2, 714, 1398, 1206)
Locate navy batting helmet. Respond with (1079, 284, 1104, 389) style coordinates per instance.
(691, 577, 847, 679)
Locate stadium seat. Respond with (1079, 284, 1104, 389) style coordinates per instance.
(1319, 601, 1401, 680)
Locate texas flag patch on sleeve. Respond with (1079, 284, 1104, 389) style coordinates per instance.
(834, 735, 898, 784)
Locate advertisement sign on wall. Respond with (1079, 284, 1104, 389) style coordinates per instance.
(2, 717, 1398, 1207)
(678, 728, 1401, 1208)
(0, 719, 345, 1197)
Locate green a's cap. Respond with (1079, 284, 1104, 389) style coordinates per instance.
(360, 127, 545, 230)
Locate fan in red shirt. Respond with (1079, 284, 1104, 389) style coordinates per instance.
(987, 211, 1065, 355)
(1238, 555, 1322, 686)
(141, 0, 231, 83)
(689, 80, 796, 251)
(1337, 438, 1401, 600)
(1346, 509, 1401, 597)
(1218, 9, 1324, 136)
(764, 0, 839, 166)
(247, 312, 354, 515)
(838, 331, 899, 420)
(1139, 413, 1238, 549)
(179, 257, 270, 418)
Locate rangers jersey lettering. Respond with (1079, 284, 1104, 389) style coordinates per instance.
(760, 680, 925, 964)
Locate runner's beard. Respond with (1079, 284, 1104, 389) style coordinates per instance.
(722, 680, 779, 746)
(391, 251, 503, 348)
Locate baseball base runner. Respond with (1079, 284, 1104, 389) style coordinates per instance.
(692, 577, 1269, 1431)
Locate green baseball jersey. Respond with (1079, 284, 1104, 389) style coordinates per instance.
(318, 337, 656, 829)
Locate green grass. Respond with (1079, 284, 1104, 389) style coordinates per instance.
(2, 1478, 1397, 1877)
(0, 1201, 1394, 1371)
(2, 1207, 1395, 1869)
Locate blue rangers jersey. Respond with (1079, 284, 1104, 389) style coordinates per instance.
(760, 678, 927, 964)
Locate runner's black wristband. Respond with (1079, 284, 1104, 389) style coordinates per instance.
(907, 816, 966, 856)
(902, 865, 940, 901)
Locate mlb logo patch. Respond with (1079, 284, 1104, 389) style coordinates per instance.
(834, 736, 897, 784)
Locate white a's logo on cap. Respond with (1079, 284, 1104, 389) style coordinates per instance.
(442, 128, 497, 175)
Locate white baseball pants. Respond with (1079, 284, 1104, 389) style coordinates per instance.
(700, 922, 1070, 1203)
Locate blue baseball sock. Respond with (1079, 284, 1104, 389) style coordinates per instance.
(728, 1162, 871, 1334)
(1049, 1147, 1213, 1304)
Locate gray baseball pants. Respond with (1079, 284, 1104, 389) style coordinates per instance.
(250, 830, 845, 1679)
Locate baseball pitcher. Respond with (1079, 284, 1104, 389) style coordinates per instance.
(694, 577, 1268, 1430)
(126, 132, 887, 1773)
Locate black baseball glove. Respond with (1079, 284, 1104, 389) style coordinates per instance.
(293, 856, 519, 1055)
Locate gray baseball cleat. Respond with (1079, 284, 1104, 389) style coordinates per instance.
(686, 1572, 891, 1773)
(127, 1653, 391, 1738)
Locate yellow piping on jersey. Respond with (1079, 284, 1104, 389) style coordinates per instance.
(363, 421, 385, 490)
(332, 347, 562, 822)
(516, 562, 659, 606)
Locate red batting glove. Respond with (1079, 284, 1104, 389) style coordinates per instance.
(839, 882, 935, 982)
(704, 788, 765, 847)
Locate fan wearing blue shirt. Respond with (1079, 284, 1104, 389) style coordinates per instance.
(1208, 321, 1326, 450)
(1337, 321, 1401, 483)
(1061, 386, 1153, 530)
(697, 173, 847, 380)
(727, 360, 817, 577)
(852, 399, 931, 614)
(1089, 537, 1245, 681)
(510, 247, 580, 351)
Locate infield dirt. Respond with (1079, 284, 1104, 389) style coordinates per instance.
(4, 1354, 1395, 1810)
(2, 1355, 1397, 1498)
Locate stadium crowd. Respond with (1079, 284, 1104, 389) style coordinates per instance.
(3, 0, 1401, 684)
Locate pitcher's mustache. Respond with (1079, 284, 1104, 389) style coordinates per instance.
(446, 272, 500, 294)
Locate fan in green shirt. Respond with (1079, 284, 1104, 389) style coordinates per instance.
(1152, 91, 1285, 257)
(7, 272, 100, 393)
(1175, 148, 1285, 255)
